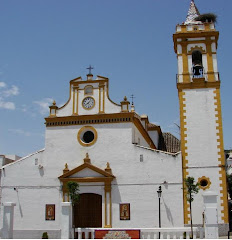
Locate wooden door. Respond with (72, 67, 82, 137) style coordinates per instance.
(74, 193, 102, 228)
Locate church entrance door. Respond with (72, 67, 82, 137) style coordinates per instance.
(74, 193, 102, 228)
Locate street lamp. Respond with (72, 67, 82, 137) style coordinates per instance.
(157, 186, 162, 239)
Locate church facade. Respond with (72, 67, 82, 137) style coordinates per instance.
(0, 1, 228, 238)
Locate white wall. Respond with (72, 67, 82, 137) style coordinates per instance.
(0, 122, 183, 236)
(183, 88, 223, 224)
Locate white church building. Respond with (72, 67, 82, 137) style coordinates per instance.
(0, 1, 228, 238)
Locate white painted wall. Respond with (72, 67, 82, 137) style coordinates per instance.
(148, 130, 159, 148)
(183, 88, 223, 224)
(0, 121, 183, 237)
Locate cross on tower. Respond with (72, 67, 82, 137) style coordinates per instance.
(130, 94, 135, 105)
(86, 65, 94, 75)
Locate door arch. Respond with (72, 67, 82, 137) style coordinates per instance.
(74, 193, 102, 228)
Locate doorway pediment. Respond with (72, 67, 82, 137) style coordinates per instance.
(59, 153, 114, 228)
(58, 153, 115, 183)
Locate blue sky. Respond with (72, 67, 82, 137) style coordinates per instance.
(0, 0, 231, 157)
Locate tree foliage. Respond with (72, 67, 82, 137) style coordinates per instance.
(184, 177, 199, 239)
(67, 181, 80, 205)
(184, 177, 199, 202)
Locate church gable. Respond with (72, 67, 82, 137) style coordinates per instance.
(49, 74, 122, 118)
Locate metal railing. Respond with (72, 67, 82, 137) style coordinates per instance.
(176, 72, 220, 83)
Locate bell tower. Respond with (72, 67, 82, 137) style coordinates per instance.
(173, 0, 228, 229)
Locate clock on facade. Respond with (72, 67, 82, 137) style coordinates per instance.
(82, 97, 95, 109)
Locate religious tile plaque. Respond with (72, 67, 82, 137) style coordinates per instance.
(120, 203, 130, 220)
(45, 204, 55, 220)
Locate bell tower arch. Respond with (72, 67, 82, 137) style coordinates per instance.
(173, 0, 228, 230)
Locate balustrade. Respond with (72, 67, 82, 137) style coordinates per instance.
(74, 227, 204, 239)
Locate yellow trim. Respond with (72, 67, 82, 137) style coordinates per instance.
(77, 126, 98, 147)
(76, 87, 79, 115)
(82, 96, 95, 110)
(181, 43, 189, 83)
(98, 84, 105, 113)
(213, 89, 228, 223)
(110, 188, 112, 227)
(99, 84, 105, 113)
(178, 90, 190, 224)
(105, 186, 107, 227)
(177, 80, 220, 90)
(173, 30, 219, 53)
(106, 82, 121, 107)
(73, 79, 107, 86)
(99, 86, 101, 113)
(206, 38, 214, 82)
(98, 87, 101, 113)
(187, 46, 206, 54)
(103, 85, 105, 113)
(59, 82, 78, 110)
(72, 88, 75, 114)
(45, 112, 157, 149)
(59, 156, 114, 227)
(104, 183, 112, 228)
(198, 176, 211, 190)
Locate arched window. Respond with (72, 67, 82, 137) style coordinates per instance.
(192, 50, 202, 66)
(192, 50, 203, 78)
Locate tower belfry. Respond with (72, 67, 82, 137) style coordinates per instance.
(173, 0, 228, 230)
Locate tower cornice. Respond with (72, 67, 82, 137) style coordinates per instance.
(173, 30, 219, 53)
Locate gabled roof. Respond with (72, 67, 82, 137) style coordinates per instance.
(185, 0, 201, 25)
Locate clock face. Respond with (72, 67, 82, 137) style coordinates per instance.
(82, 97, 95, 109)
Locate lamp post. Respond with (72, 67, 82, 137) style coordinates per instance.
(157, 186, 162, 239)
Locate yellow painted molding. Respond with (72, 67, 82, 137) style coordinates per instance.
(198, 176, 211, 190)
(187, 46, 206, 54)
(178, 90, 190, 224)
(213, 89, 228, 223)
(173, 31, 219, 53)
(177, 81, 220, 90)
(77, 126, 98, 147)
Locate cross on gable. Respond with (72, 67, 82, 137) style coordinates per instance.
(86, 65, 94, 75)
(130, 94, 135, 105)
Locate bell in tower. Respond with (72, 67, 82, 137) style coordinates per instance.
(192, 50, 203, 78)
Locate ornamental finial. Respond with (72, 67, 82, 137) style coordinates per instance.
(63, 163, 69, 174)
(84, 153, 91, 163)
(105, 162, 112, 174)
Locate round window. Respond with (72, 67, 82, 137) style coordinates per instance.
(82, 131, 94, 143)
(200, 179, 208, 187)
(198, 176, 211, 190)
(77, 126, 98, 147)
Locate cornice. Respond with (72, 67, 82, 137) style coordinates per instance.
(173, 30, 219, 53)
(177, 80, 220, 90)
(45, 112, 157, 149)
